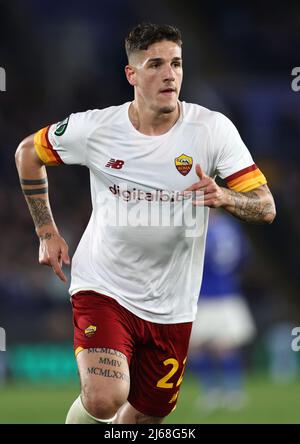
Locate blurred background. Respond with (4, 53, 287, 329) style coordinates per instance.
(0, 0, 300, 424)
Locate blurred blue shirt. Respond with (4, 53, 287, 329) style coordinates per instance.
(200, 212, 248, 299)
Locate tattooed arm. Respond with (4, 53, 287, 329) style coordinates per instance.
(221, 184, 276, 224)
(15, 134, 70, 281)
(185, 164, 276, 224)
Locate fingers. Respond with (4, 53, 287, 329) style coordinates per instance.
(185, 182, 206, 192)
(191, 192, 216, 206)
(39, 238, 70, 282)
(39, 254, 67, 282)
(61, 243, 70, 265)
(184, 181, 216, 195)
(184, 178, 211, 192)
(181, 164, 223, 208)
(192, 191, 224, 207)
(186, 183, 210, 192)
(195, 164, 205, 181)
(50, 257, 68, 283)
(184, 165, 211, 192)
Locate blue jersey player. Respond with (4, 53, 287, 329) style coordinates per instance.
(189, 210, 256, 411)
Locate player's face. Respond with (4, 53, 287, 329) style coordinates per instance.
(127, 40, 183, 114)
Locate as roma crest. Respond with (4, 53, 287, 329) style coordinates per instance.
(175, 154, 193, 176)
(84, 325, 97, 338)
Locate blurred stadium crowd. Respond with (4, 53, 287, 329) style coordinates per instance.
(0, 0, 300, 376)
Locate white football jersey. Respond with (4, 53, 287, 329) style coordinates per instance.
(34, 101, 267, 323)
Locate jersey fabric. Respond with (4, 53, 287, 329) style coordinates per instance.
(72, 290, 192, 417)
(34, 101, 267, 324)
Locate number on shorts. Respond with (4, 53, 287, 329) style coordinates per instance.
(176, 357, 187, 387)
(156, 357, 187, 389)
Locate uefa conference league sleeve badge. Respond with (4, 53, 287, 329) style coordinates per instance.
(54, 116, 70, 136)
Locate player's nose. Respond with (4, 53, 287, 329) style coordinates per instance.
(162, 64, 175, 81)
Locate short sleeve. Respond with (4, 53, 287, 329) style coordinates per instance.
(34, 111, 94, 166)
(213, 112, 267, 192)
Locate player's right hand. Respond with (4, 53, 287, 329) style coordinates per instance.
(38, 232, 70, 283)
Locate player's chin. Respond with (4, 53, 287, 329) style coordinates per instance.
(157, 101, 178, 114)
(157, 106, 175, 114)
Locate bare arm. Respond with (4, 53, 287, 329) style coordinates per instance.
(185, 164, 276, 224)
(15, 135, 70, 282)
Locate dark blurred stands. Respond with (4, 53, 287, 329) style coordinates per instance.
(0, 1, 299, 353)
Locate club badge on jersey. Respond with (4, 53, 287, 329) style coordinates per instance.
(174, 153, 193, 176)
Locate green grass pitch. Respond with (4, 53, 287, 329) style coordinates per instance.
(0, 374, 300, 424)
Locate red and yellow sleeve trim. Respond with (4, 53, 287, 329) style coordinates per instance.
(75, 346, 84, 357)
(34, 126, 63, 165)
(225, 164, 267, 192)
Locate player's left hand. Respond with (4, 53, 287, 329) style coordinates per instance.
(183, 164, 227, 207)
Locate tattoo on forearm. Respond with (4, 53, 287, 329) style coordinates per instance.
(20, 178, 47, 185)
(87, 348, 127, 360)
(87, 367, 129, 382)
(39, 232, 54, 241)
(225, 186, 275, 224)
(23, 187, 48, 196)
(26, 197, 53, 228)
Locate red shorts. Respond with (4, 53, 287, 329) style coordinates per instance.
(71, 290, 192, 417)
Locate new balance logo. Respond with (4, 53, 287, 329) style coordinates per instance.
(105, 159, 125, 169)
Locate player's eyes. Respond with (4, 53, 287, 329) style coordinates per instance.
(149, 62, 181, 69)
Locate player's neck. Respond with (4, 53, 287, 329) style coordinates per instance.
(128, 100, 180, 136)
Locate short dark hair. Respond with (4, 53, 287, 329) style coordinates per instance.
(125, 23, 182, 60)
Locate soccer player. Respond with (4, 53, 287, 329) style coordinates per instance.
(15, 23, 276, 424)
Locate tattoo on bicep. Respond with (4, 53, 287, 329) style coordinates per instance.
(26, 196, 53, 228)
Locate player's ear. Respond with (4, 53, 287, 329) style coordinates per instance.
(125, 65, 137, 86)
